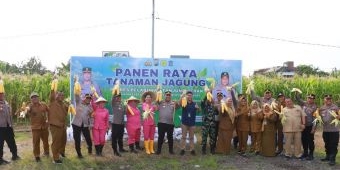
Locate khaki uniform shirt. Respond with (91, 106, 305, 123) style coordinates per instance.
(28, 102, 49, 129)
(282, 105, 306, 132)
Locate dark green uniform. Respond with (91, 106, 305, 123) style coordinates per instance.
(201, 99, 217, 153)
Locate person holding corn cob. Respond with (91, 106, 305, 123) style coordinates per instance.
(235, 95, 250, 156)
(179, 91, 200, 156)
(71, 93, 94, 158)
(319, 94, 340, 166)
(200, 91, 218, 155)
(125, 96, 142, 153)
(273, 92, 285, 156)
(215, 97, 236, 155)
(92, 96, 109, 156)
(111, 93, 127, 157)
(249, 100, 264, 155)
(48, 84, 68, 164)
(141, 91, 157, 155)
(0, 80, 20, 165)
(27, 92, 49, 162)
(260, 103, 277, 157)
(156, 91, 179, 155)
(281, 97, 306, 159)
(294, 92, 317, 161)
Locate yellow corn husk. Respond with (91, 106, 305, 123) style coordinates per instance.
(329, 110, 338, 118)
(312, 108, 323, 126)
(112, 80, 120, 95)
(155, 85, 162, 102)
(51, 79, 58, 92)
(221, 100, 227, 114)
(329, 110, 340, 126)
(271, 102, 278, 110)
(127, 105, 135, 116)
(90, 85, 99, 98)
(231, 82, 239, 88)
(181, 97, 187, 107)
(0, 78, 5, 93)
(291, 88, 302, 94)
(68, 104, 76, 115)
(204, 85, 213, 102)
(74, 81, 81, 95)
(245, 80, 254, 95)
(281, 115, 287, 125)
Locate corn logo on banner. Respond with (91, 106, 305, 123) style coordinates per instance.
(70, 56, 242, 126)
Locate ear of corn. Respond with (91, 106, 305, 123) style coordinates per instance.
(51, 79, 58, 92)
(112, 79, 120, 95)
(291, 88, 302, 94)
(90, 85, 99, 98)
(74, 75, 81, 95)
(245, 80, 254, 95)
(312, 108, 323, 126)
(155, 85, 162, 102)
(329, 110, 340, 126)
(68, 104, 76, 115)
(204, 85, 213, 102)
(181, 96, 187, 107)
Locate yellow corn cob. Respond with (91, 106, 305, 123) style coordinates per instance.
(221, 100, 227, 114)
(245, 81, 254, 95)
(204, 85, 213, 102)
(112, 80, 120, 95)
(329, 110, 340, 126)
(181, 97, 187, 107)
(271, 102, 278, 110)
(155, 85, 162, 102)
(0, 78, 5, 93)
(273, 109, 286, 125)
(312, 108, 323, 125)
(127, 105, 135, 116)
(291, 88, 302, 94)
(68, 104, 76, 115)
(51, 79, 58, 92)
(73, 75, 81, 95)
(90, 85, 99, 98)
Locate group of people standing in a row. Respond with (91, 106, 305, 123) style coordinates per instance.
(1, 76, 340, 167)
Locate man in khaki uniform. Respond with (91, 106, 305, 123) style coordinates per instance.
(48, 90, 68, 164)
(282, 98, 306, 159)
(27, 92, 50, 162)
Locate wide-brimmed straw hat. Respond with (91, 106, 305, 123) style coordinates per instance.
(95, 96, 107, 103)
(126, 96, 140, 103)
(141, 91, 156, 102)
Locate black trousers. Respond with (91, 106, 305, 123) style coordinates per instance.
(157, 123, 174, 151)
(0, 127, 18, 158)
(301, 126, 315, 154)
(72, 124, 92, 152)
(111, 123, 125, 151)
(322, 131, 339, 159)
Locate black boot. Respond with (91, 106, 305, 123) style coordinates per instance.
(11, 154, 20, 161)
(99, 145, 104, 156)
(118, 139, 128, 152)
(210, 145, 216, 155)
(135, 141, 143, 150)
(113, 144, 121, 157)
(168, 139, 174, 154)
(321, 154, 330, 162)
(202, 145, 207, 155)
(88, 146, 92, 155)
(306, 151, 314, 160)
(156, 142, 162, 155)
(129, 144, 138, 154)
(76, 149, 83, 158)
(95, 145, 100, 156)
(233, 136, 239, 149)
(329, 154, 336, 166)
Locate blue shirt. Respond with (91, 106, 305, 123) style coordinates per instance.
(181, 102, 197, 126)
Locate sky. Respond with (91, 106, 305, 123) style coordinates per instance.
(0, 0, 339, 76)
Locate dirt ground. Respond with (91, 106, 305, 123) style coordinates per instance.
(1, 125, 340, 170)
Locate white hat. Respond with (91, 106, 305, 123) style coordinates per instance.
(95, 96, 107, 103)
(126, 96, 140, 103)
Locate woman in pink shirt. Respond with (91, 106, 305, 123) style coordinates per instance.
(141, 91, 157, 154)
(126, 96, 142, 153)
(92, 97, 109, 156)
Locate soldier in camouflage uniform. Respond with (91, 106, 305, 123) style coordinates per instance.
(200, 93, 219, 154)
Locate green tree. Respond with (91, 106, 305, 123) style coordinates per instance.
(20, 56, 47, 75)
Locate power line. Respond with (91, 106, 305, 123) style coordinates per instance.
(157, 18, 340, 49)
(0, 17, 151, 40)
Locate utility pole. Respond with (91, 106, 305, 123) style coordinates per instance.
(151, 0, 155, 59)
